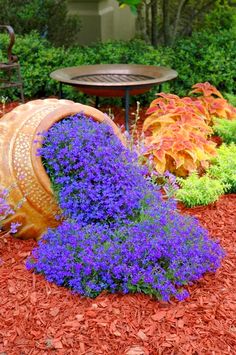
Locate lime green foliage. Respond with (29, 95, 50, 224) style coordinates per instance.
(176, 173, 226, 208)
(213, 118, 236, 144)
(208, 144, 236, 193)
(176, 144, 236, 207)
(225, 93, 236, 107)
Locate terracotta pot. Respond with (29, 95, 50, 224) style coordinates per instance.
(0, 99, 123, 240)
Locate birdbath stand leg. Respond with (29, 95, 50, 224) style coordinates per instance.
(124, 88, 130, 132)
(95, 96, 100, 108)
(59, 82, 63, 99)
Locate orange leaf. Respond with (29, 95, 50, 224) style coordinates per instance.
(143, 113, 176, 131)
(154, 158, 166, 174)
(167, 152, 185, 169)
(153, 149, 166, 163)
(191, 82, 223, 98)
(182, 153, 197, 172)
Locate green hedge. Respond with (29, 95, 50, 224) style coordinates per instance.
(0, 29, 235, 102)
(167, 30, 236, 96)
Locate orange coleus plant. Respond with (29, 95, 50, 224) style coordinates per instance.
(142, 84, 225, 176)
(144, 117, 216, 176)
(190, 82, 236, 123)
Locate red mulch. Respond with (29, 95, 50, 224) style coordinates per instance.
(0, 195, 236, 354)
(1, 102, 236, 354)
(0, 101, 20, 118)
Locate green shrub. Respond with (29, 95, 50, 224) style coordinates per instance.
(198, 3, 236, 33)
(0, 31, 235, 101)
(0, 0, 81, 47)
(213, 118, 236, 144)
(0, 32, 84, 101)
(208, 143, 236, 193)
(176, 173, 226, 208)
(166, 30, 236, 96)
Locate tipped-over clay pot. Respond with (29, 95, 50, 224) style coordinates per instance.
(0, 99, 123, 239)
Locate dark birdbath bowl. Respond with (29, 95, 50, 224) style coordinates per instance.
(50, 64, 178, 131)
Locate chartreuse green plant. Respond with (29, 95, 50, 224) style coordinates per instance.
(176, 144, 236, 207)
(175, 173, 226, 208)
(225, 94, 236, 107)
(208, 144, 236, 194)
(213, 118, 236, 144)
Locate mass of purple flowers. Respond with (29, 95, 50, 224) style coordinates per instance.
(26, 113, 224, 301)
(38, 114, 149, 225)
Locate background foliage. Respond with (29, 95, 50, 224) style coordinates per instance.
(0, 0, 81, 47)
(118, 0, 236, 46)
(0, 29, 235, 101)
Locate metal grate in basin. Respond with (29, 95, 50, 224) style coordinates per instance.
(71, 73, 154, 83)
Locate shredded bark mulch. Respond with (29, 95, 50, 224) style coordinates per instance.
(0, 194, 236, 354)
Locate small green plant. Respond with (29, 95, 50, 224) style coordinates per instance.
(208, 143, 236, 193)
(176, 173, 226, 207)
(225, 93, 236, 107)
(213, 118, 236, 144)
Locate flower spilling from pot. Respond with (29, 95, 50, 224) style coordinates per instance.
(26, 112, 225, 301)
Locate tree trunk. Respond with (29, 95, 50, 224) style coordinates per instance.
(145, 0, 151, 42)
(136, 2, 149, 41)
(151, 0, 158, 47)
(172, 0, 189, 44)
(162, 0, 171, 46)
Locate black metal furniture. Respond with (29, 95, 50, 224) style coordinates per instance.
(0, 25, 24, 102)
(50, 64, 178, 131)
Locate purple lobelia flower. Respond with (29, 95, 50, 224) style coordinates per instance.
(27, 113, 225, 301)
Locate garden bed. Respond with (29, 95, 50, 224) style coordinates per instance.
(1, 99, 236, 354)
(0, 194, 235, 354)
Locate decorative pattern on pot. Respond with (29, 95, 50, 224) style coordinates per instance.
(0, 99, 123, 240)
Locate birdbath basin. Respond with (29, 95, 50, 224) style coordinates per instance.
(50, 64, 178, 130)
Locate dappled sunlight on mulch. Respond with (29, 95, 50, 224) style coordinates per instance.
(0, 194, 236, 354)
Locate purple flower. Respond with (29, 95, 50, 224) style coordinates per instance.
(26, 113, 225, 302)
(38, 113, 152, 225)
(26, 196, 224, 301)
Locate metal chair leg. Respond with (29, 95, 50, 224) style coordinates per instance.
(19, 84, 24, 103)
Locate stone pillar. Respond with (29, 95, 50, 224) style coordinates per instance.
(67, 0, 136, 45)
